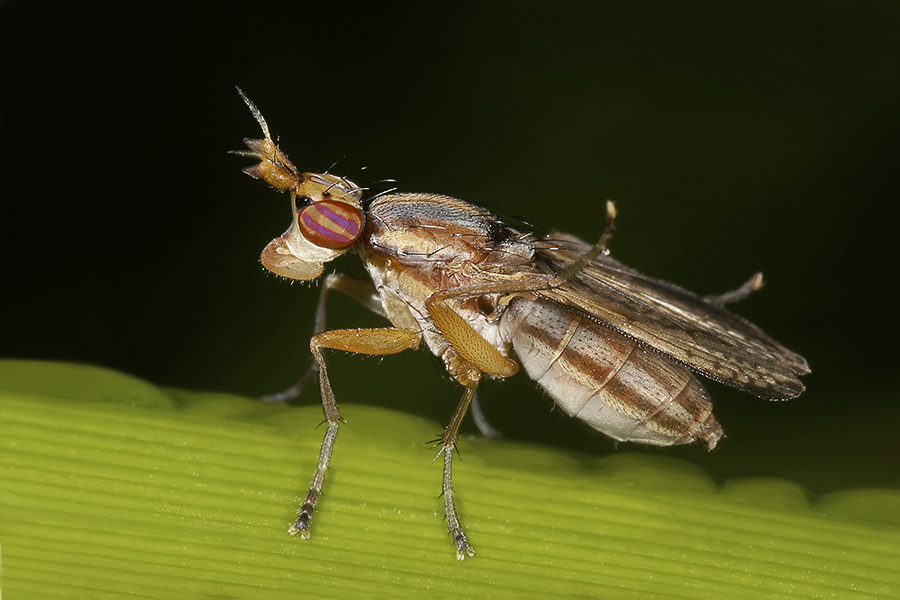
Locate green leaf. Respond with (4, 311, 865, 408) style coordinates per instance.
(1, 360, 897, 598)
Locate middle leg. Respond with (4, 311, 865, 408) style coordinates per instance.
(438, 369, 480, 560)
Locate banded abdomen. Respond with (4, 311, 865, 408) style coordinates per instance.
(501, 298, 723, 449)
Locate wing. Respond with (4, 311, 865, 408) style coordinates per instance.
(534, 233, 810, 400)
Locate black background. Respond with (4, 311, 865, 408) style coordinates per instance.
(3, 1, 898, 491)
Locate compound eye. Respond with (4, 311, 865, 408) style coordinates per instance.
(297, 200, 363, 249)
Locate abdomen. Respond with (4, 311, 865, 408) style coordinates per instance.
(501, 298, 722, 449)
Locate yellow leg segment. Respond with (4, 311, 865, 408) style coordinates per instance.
(289, 327, 420, 539)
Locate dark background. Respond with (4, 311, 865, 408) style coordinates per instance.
(3, 1, 898, 492)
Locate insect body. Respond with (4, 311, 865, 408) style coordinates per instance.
(234, 90, 809, 559)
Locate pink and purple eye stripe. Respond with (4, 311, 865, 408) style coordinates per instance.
(298, 200, 362, 248)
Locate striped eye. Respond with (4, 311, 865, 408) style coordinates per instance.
(297, 199, 363, 249)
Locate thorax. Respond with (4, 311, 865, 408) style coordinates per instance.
(359, 192, 534, 365)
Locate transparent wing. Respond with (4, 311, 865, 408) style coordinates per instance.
(534, 233, 809, 400)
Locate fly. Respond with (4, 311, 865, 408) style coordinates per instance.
(233, 89, 810, 560)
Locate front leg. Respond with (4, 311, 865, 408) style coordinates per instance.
(290, 327, 421, 539)
(263, 274, 385, 403)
